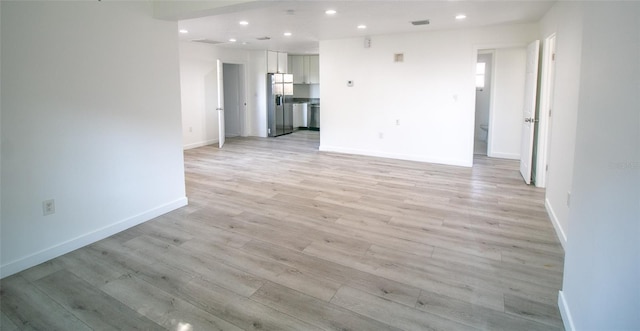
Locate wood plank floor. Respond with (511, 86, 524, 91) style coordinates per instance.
(0, 130, 565, 330)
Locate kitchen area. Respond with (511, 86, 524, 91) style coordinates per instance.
(290, 54, 320, 132)
(267, 51, 320, 137)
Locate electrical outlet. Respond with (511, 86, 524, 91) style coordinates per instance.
(189, 126, 193, 133)
(43, 199, 55, 216)
(379, 132, 384, 139)
(396, 119, 400, 126)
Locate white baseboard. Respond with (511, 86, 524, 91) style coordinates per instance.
(545, 198, 567, 250)
(558, 291, 575, 331)
(319, 145, 472, 167)
(183, 139, 218, 150)
(0, 197, 188, 279)
(487, 151, 520, 160)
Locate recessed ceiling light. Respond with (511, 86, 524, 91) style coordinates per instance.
(229, 38, 237, 42)
(284, 32, 292, 37)
(456, 14, 467, 20)
(357, 24, 367, 29)
(239, 21, 249, 26)
(325, 9, 337, 15)
(179, 29, 188, 34)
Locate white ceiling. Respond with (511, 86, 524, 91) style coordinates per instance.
(178, 1, 555, 54)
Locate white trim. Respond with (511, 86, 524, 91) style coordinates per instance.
(319, 145, 472, 167)
(183, 139, 218, 150)
(558, 291, 575, 331)
(0, 197, 188, 279)
(487, 152, 520, 160)
(487, 51, 497, 159)
(535, 33, 557, 188)
(545, 197, 567, 249)
(484, 50, 497, 159)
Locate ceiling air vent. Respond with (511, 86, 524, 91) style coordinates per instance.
(192, 39, 224, 45)
(411, 19, 430, 26)
(256, 36, 271, 41)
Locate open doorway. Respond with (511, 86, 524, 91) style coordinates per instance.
(473, 47, 527, 163)
(222, 63, 245, 139)
(474, 51, 493, 155)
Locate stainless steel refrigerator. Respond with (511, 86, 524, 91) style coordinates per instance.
(267, 73, 294, 137)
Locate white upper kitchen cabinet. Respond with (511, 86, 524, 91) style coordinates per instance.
(288, 55, 320, 84)
(307, 55, 319, 84)
(277, 52, 288, 74)
(267, 51, 288, 73)
(290, 55, 305, 83)
(267, 51, 278, 73)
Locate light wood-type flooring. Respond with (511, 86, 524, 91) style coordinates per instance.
(0, 131, 565, 330)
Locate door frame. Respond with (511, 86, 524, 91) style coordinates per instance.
(471, 42, 527, 165)
(533, 33, 557, 188)
(475, 50, 495, 156)
(218, 59, 249, 138)
(519, 40, 541, 185)
(222, 63, 245, 138)
(217, 59, 225, 148)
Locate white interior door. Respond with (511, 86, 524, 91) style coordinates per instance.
(519, 40, 540, 184)
(217, 59, 225, 148)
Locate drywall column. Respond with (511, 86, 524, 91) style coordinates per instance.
(539, 2, 584, 248)
(248, 50, 267, 137)
(558, 2, 640, 330)
(1, 1, 187, 277)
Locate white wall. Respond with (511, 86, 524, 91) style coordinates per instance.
(540, 2, 584, 248)
(179, 41, 258, 149)
(0, 1, 187, 278)
(248, 50, 268, 137)
(319, 24, 537, 167)
(558, 2, 640, 330)
(488, 47, 526, 159)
